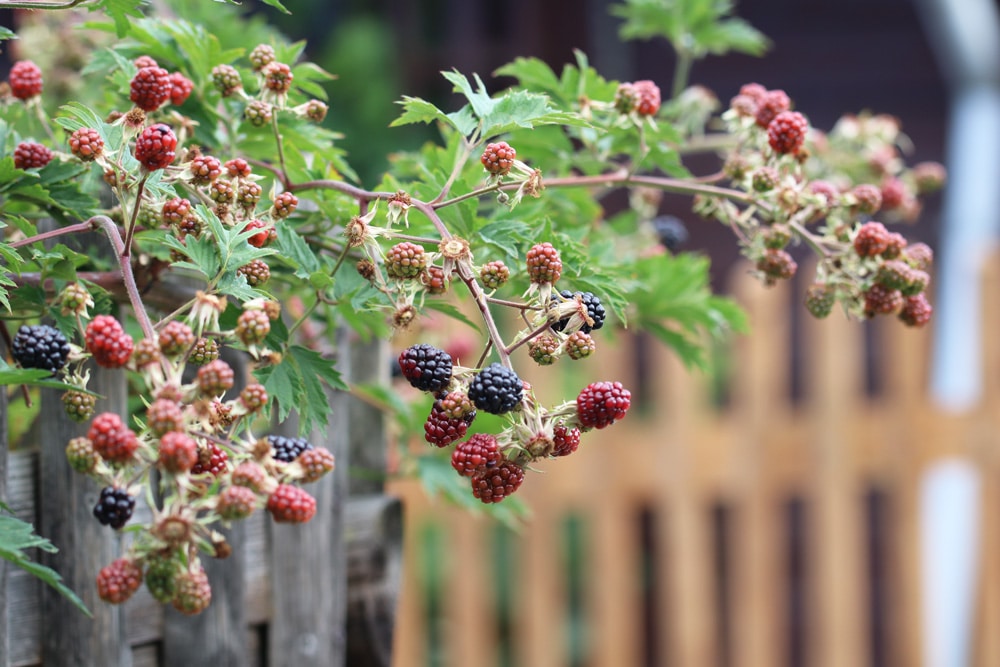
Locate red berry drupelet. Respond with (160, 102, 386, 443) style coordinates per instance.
(85, 315, 134, 368)
(398, 343, 454, 393)
(96, 557, 143, 604)
(470, 461, 525, 504)
(172, 567, 212, 615)
(68, 127, 104, 161)
(130, 66, 171, 111)
(633, 80, 661, 116)
(754, 89, 790, 128)
(13, 142, 53, 170)
(899, 293, 933, 327)
(526, 242, 562, 285)
(467, 363, 524, 415)
(267, 484, 317, 523)
(424, 400, 472, 447)
(197, 359, 235, 396)
(451, 433, 503, 477)
(863, 283, 904, 318)
(767, 111, 808, 155)
(93, 486, 136, 529)
(158, 431, 198, 473)
(169, 72, 194, 106)
(216, 485, 258, 520)
(297, 447, 336, 483)
(88, 412, 139, 463)
(191, 442, 229, 477)
(853, 221, 891, 258)
(576, 381, 631, 430)
(11, 324, 70, 373)
(386, 242, 427, 280)
(9, 60, 43, 100)
(552, 425, 581, 457)
(481, 141, 516, 176)
(135, 123, 177, 171)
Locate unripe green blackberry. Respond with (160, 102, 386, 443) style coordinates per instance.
(144, 556, 181, 604)
(65, 436, 100, 473)
(172, 566, 212, 615)
(913, 161, 947, 194)
(189, 337, 220, 365)
(211, 64, 242, 96)
(752, 167, 779, 192)
(131, 338, 161, 368)
(763, 224, 792, 250)
(902, 269, 930, 297)
(249, 44, 276, 71)
(756, 249, 797, 283)
(302, 99, 328, 122)
(244, 100, 273, 127)
(235, 309, 271, 345)
(883, 232, 907, 260)
(528, 333, 561, 365)
(262, 61, 293, 93)
(480, 260, 510, 290)
(439, 391, 475, 420)
(59, 282, 94, 315)
(804, 283, 836, 319)
(564, 331, 596, 360)
(189, 155, 222, 185)
(209, 179, 235, 204)
(526, 242, 562, 285)
(386, 242, 427, 280)
(875, 260, 913, 292)
(237, 180, 263, 209)
(614, 82, 640, 114)
(237, 259, 271, 287)
(63, 390, 97, 422)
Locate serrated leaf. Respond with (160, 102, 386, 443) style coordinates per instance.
(0, 512, 90, 616)
(287, 344, 347, 434)
(391, 96, 455, 130)
(90, 0, 146, 37)
(275, 224, 322, 277)
(493, 57, 563, 98)
(254, 361, 301, 424)
(442, 70, 497, 121)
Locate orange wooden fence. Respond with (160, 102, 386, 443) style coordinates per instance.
(388, 258, 995, 667)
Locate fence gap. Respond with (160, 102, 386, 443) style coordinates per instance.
(866, 486, 890, 667)
(784, 496, 807, 667)
(637, 506, 662, 667)
(492, 523, 517, 667)
(711, 502, 732, 667)
(562, 512, 588, 667)
(416, 521, 445, 667)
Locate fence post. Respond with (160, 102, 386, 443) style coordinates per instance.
(39, 362, 132, 667)
(163, 348, 249, 666)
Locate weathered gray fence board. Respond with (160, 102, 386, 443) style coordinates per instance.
(39, 365, 131, 667)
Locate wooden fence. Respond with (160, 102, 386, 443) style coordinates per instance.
(388, 259, 999, 667)
(1, 331, 400, 667)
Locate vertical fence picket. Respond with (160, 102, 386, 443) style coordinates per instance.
(39, 363, 131, 667)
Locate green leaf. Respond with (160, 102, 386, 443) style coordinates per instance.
(0, 27, 17, 41)
(391, 97, 456, 130)
(259, 0, 292, 14)
(611, 0, 769, 58)
(275, 224, 322, 277)
(0, 361, 99, 394)
(90, 0, 147, 37)
(286, 345, 347, 434)
(0, 512, 90, 616)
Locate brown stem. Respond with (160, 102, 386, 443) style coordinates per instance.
(505, 320, 554, 356)
(121, 173, 149, 258)
(8, 221, 94, 248)
(456, 262, 509, 368)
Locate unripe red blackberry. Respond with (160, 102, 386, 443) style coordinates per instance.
(451, 433, 503, 477)
(633, 80, 661, 116)
(754, 89, 790, 128)
(237, 180, 262, 209)
(63, 390, 97, 423)
(899, 293, 933, 327)
(65, 436, 100, 473)
(526, 242, 562, 284)
(262, 61, 293, 93)
(614, 82, 640, 114)
(68, 127, 104, 161)
(133, 55, 159, 69)
(875, 260, 914, 292)
(96, 557, 142, 604)
(12, 324, 70, 373)
(863, 283, 904, 317)
(240, 383, 269, 411)
(528, 333, 561, 365)
(851, 184, 882, 215)
(767, 111, 808, 155)
(13, 142, 53, 170)
(398, 343, 453, 392)
(191, 442, 229, 477)
(130, 65, 171, 111)
(853, 221, 891, 258)
(235, 309, 270, 345)
(804, 283, 836, 319)
(386, 241, 427, 279)
(904, 242, 934, 272)
(480, 260, 510, 290)
(249, 44, 276, 71)
(417, 265, 447, 294)
(564, 331, 596, 360)
(232, 461, 269, 491)
(197, 359, 235, 396)
(172, 566, 212, 615)
(756, 248, 797, 282)
(225, 158, 252, 178)
(481, 141, 516, 176)
(470, 461, 525, 503)
(134, 123, 177, 171)
(216, 485, 258, 520)
(85, 315, 134, 368)
(468, 363, 523, 415)
(423, 399, 472, 447)
(752, 166, 779, 192)
(883, 231, 907, 259)
(271, 191, 298, 218)
(161, 197, 193, 227)
(267, 484, 317, 523)
(576, 381, 631, 430)
(93, 486, 136, 529)
(297, 447, 336, 483)
(552, 424, 581, 457)
(88, 412, 139, 464)
(303, 99, 328, 123)
(158, 431, 198, 473)
(147, 398, 184, 436)
(880, 176, 907, 211)
(189, 155, 222, 185)
(211, 64, 243, 96)
(169, 71, 194, 106)
(131, 338, 161, 368)
(242, 218, 273, 248)
(237, 259, 271, 287)
(9, 60, 43, 100)
(189, 337, 220, 365)
(913, 161, 947, 194)
(158, 320, 195, 356)
(244, 100, 273, 127)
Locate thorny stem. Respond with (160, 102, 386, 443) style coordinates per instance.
(487, 296, 540, 311)
(456, 262, 510, 368)
(90, 215, 157, 342)
(788, 220, 831, 258)
(434, 181, 504, 209)
(505, 320, 554, 356)
(9, 221, 93, 248)
(122, 173, 150, 259)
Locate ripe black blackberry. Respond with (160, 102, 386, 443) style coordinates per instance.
(268, 434, 314, 462)
(551, 291, 606, 334)
(467, 363, 523, 415)
(12, 324, 70, 373)
(93, 486, 135, 530)
(651, 215, 689, 251)
(398, 344, 453, 393)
